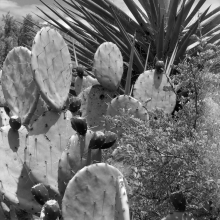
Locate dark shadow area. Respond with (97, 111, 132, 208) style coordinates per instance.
(8, 128, 19, 152)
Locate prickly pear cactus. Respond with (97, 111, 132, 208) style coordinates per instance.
(27, 111, 75, 196)
(75, 75, 99, 96)
(31, 26, 72, 111)
(0, 70, 6, 107)
(133, 69, 177, 114)
(0, 110, 74, 213)
(79, 84, 117, 131)
(107, 95, 149, 121)
(0, 125, 42, 213)
(62, 163, 129, 220)
(58, 130, 99, 196)
(29, 96, 48, 126)
(0, 107, 10, 127)
(2, 46, 39, 125)
(93, 42, 123, 91)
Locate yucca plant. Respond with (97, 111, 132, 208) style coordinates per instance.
(35, 0, 220, 75)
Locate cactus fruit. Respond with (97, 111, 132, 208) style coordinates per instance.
(31, 183, 49, 206)
(133, 69, 176, 114)
(62, 163, 128, 220)
(2, 46, 39, 125)
(31, 26, 72, 111)
(79, 84, 117, 131)
(40, 200, 61, 220)
(88, 131, 106, 149)
(86, 131, 105, 165)
(9, 116, 21, 131)
(71, 117, 87, 135)
(76, 66, 84, 78)
(68, 96, 81, 114)
(93, 42, 123, 91)
(102, 131, 117, 149)
(75, 75, 99, 96)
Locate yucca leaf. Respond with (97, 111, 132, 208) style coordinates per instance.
(157, 15, 164, 60)
(125, 31, 136, 95)
(176, 7, 210, 62)
(204, 6, 220, 20)
(109, 5, 144, 72)
(123, 0, 151, 33)
(102, 0, 142, 32)
(166, 0, 186, 57)
(144, 43, 151, 71)
(199, 13, 220, 36)
(183, 0, 206, 28)
(40, 0, 99, 47)
(178, 0, 195, 28)
(148, 0, 158, 31)
(166, 42, 178, 77)
(55, 0, 105, 44)
(163, 0, 179, 55)
(36, 5, 96, 53)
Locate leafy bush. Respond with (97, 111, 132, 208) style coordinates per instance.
(104, 47, 220, 220)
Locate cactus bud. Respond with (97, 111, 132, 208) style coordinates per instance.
(71, 117, 87, 135)
(40, 200, 61, 220)
(88, 131, 106, 149)
(68, 97, 81, 113)
(31, 183, 49, 206)
(155, 60, 164, 73)
(9, 116, 21, 131)
(101, 131, 117, 149)
(76, 66, 84, 78)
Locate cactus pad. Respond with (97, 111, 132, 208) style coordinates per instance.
(75, 75, 99, 96)
(58, 130, 100, 195)
(31, 27, 72, 111)
(79, 85, 117, 131)
(0, 125, 42, 213)
(93, 42, 123, 91)
(62, 163, 127, 220)
(2, 46, 39, 125)
(0, 107, 10, 127)
(133, 70, 176, 114)
(106, 95, 149, 121)
(0, 70, 6, 107)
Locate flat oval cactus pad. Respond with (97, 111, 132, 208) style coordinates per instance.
(2, 46, 39, 125)
(133, 69, 176, 114)
(31, 27, 72, 111)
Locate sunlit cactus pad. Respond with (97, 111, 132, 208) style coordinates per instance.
(107, 95, 149, 121)
(93, 42, 123, 91)
(0, 70, 6, 106)
(62, 163, 126, 220)
(31, 26, 72, 111)
(2, 46, 39, 125)
(133, 70, 176, 114)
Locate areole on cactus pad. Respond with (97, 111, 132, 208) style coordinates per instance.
(2, 46, 39, 126)
(31, 26, 72, 111)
